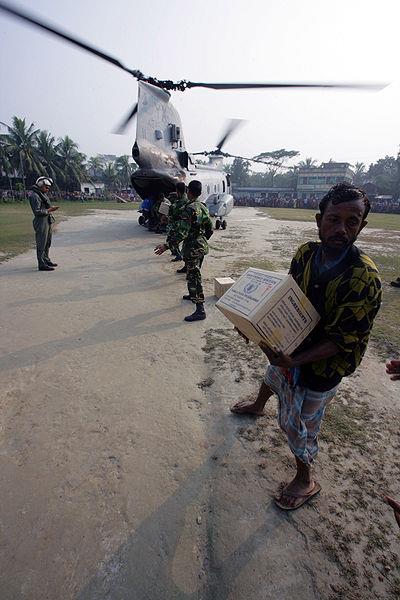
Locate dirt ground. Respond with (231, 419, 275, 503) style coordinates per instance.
(0, 207, 399, 599)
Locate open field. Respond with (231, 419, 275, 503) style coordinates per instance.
(260, 207, 400, 231)
(0, 201, 138, 261)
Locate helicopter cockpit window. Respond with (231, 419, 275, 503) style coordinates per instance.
(207, 185, 210, 195)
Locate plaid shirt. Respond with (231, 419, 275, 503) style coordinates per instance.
(289, 242, 382, 391)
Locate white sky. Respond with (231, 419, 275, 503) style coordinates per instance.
(1, 0, 399, 167)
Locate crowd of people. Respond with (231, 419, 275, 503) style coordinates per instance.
(0, 188, 137, 203)
(234, 194, 400, 213)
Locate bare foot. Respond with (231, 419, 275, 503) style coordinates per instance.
(274, 476, 321, 510)
(230, 399, 264, 416)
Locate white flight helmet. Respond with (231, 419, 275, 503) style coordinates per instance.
(36, 176, 54, 188)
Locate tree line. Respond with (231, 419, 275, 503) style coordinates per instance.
(225, 152, 400, 198)
(0, 116, 134, 193)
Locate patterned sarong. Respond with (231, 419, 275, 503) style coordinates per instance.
(264, 365, 339, 465)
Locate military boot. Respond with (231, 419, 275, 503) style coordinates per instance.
(184, 303, 206, 322)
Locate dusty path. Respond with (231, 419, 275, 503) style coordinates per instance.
(0, 208, 399, 599)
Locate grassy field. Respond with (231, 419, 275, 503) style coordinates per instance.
(260, 207, 400, 231)
(0, 201, 138, 261)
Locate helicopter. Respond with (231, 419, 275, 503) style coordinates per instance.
(0, 2, 387, 232)
(131, 80, 237, 230)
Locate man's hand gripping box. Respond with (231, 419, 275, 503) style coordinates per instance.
(216, 268, 320, 355)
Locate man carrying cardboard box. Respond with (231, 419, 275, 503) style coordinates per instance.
(231, 183, 382, 510)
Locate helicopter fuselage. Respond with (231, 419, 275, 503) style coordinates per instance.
(130, 81, 233, 214)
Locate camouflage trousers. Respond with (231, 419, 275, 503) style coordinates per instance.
(185, 254, 205, 304)
(169, 240, 182, 258)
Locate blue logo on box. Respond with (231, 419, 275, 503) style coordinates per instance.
(244, 282, 259, 294)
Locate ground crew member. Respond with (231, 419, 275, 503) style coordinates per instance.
(155, 180, 213, 322)
(167, 181, 188, 262)
(29, 176, 59, 271)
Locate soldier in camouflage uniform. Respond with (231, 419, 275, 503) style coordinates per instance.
(167, 181, 187, 262)
(155, 180, 213, 322)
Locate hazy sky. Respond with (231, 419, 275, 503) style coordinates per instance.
(1, 0, 399, 168)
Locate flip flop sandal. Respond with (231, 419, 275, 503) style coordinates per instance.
(274, 481, 321, 511)
(274, 481, 289, 501)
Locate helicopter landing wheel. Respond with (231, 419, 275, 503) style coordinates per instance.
(221, 220, 227, 230)
(215, 219, 221, 229)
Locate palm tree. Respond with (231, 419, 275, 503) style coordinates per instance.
(0, 134, 14, 191)
(102, 163, 118, 190)
(114, 155, 133, 188)
(36, 130, 62, 183)
(87, 155, 105, 181)
(3, 117, 43, 188)
(352, 162, 366, 185)
(56, 136, 87, 190)
(298, 157, 318, 169)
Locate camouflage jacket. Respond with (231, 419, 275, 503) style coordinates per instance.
(167, 199, 213, 256)
(289, 241, 382, 391)
(168, 193, 189, 224)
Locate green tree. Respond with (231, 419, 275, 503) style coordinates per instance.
(352, 162, 366, 186)
(252, 149, 299, 186)
(36, 131, 61, 183)
(3, 117, 42, 187)
(114, 155, 133, 188)
(224, 157, 250, 187)
(102, 163, 118, 190)
(87, 155, 105, 180)
(56, 136, 87, 190)
(297, 157, 318, 169)
(0, 133, 14, 190)
(367, 155, 398, 196)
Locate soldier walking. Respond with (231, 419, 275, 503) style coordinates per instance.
(155, 180, 213, 321)
(29, 176, 59, 271)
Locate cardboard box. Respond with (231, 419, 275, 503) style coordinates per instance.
(158, 200, 171, 215)
(214, 277, 235, 299)
(216, 268, 320, 355)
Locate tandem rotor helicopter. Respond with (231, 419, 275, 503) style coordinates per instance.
(0, 2, 387, 230)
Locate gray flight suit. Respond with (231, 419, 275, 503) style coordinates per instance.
(29, 185, 55, 268)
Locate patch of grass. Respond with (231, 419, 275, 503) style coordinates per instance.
(367, 252, 400, 354)
(0, 200, 138, 262)
(260, 207, 400, 230)
(321, 396, 373, 447)
(229, 256, 278, 277)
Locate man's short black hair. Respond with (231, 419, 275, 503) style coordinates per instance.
(188, 180, 202, 198)
(176, 181, 186, 195)
(319, 182, 370, 219)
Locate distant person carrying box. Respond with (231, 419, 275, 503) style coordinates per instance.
(230, 183, 382, 510)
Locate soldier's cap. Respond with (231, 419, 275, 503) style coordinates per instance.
(36, 176, 54, 188)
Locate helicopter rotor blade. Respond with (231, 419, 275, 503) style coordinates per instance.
(0, 1, 141, 78)
(215, 119, 245, 153)
(186, 81, 388, 91)
(113, 103, 138, 135)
